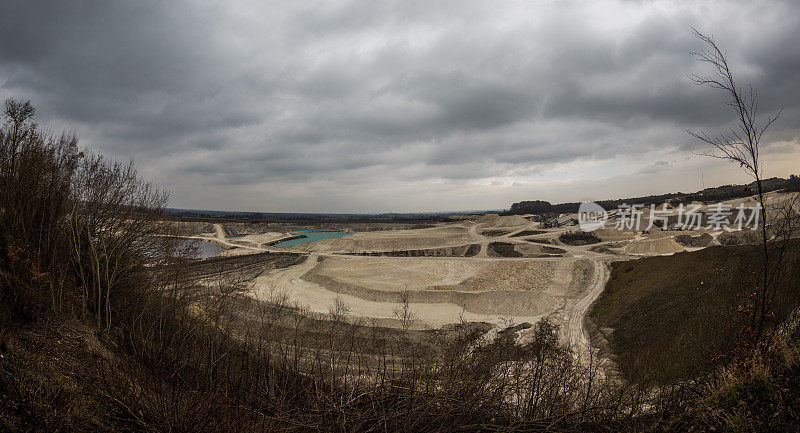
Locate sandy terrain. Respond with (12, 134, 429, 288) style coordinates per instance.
(624, 236, 685, 255)
(477, 214, 529, 228)
(242, 216, 614, 332)
(594, 228, 638, 242)
(233, 232, 291, 247)
(183, 196, 800, 356)
(308, 256, 492, 292)
(566, 259, 609, 362)
(250, 254, 547, 329)
(286, 225, 474, 253)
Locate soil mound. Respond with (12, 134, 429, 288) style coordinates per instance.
(494, 215, 529, 227)
(479, 214, 528, 228)
(674, 233, 713, 248)
(624, 237, 684, 255)
(488, 242, 522, 257)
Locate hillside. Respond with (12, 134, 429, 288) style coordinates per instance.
(505, 177, 796, 215)
(589, 239, 800, 385)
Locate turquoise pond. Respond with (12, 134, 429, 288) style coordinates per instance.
(272, 229, 357, 247)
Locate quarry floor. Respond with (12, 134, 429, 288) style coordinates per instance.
(182, 192, 795, 354)
(187, 216, 656, 355)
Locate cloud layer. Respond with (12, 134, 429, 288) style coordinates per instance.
(1, 0, 798, 212)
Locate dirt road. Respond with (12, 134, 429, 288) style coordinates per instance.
(197, 219, 615, 347)
(567, 259, 609, 363)
(213, 223, 226, 239)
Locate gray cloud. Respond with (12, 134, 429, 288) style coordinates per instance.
(1, 0, 798, 212)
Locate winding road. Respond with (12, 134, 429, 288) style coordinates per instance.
(191, 219, 614, 360)
(567, 259, 609, 363)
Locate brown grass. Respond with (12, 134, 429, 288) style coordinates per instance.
(589, 239, 800, 385)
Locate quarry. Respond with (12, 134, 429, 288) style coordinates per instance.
(168, 191, 799, 359)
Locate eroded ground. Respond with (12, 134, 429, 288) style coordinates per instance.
(175, 191, 798, 356)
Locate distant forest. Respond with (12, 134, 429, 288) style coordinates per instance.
(504, 175, 800, 215)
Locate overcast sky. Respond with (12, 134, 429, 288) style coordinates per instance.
(1, 0, 798, 213)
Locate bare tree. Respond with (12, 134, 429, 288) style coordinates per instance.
(3, 99, 35, 162)
(68, 152, 169, 330)
(393, 289, 415, 331)
(1, 98, 170, 329)
(688, 29, 785, 352)
(0, 98, 81, 319)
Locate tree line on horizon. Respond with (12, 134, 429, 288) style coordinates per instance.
(504, 176, 797, 216)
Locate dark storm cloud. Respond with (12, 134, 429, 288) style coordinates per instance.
(1, 0, 798, 211)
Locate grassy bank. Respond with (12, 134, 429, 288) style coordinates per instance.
(590, 240, 800, 385)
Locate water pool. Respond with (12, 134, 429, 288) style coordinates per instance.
(272, 229, 355, 247)
(185, 239, 225, 258)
